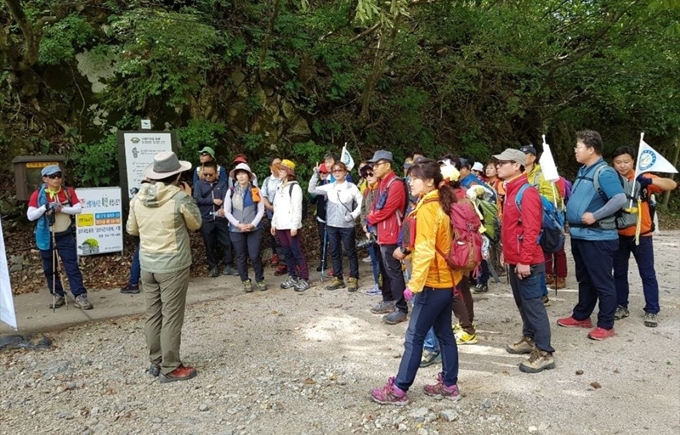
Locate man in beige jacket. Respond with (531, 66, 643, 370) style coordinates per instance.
(126, 152, 202, 383)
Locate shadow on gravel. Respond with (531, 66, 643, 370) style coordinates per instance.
(0, 333, 53, 351)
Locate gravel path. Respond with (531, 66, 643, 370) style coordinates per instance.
(1, 232, 679, 435)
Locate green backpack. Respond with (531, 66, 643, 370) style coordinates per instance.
(477, 200, 501, 243)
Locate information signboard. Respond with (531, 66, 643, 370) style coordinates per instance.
(75, 187, 124, 256)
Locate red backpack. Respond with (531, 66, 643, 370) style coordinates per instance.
(437, 195, 484, 277)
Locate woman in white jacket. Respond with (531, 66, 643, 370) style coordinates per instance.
(271, 159, 310, 292)
(309, 162, 363, 292)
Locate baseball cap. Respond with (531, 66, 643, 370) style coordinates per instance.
(520, 145, 537, 156)
(492, 149, 526, 166)
(41, 165, 62, 177)
(368, 150, 393, 163)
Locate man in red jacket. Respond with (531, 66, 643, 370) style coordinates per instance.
(367, 150, 408, 324)
(494, 149, 555, 373)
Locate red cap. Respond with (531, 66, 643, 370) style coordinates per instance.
(233, 154, 248, 164)
(319, 163, 329, 174)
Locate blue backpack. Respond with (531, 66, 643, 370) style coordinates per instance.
(515, 184, 565, 254)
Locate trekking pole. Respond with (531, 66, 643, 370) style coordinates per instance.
(51, 226, 56, 314)
(320, 224, 328, 282)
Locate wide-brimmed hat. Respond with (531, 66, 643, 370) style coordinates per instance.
(493, 149, 526, 166)
(41, 165, 62, 177)
(229, 163, 254, 180)
(199, 146, 215, 159)
(278, 159, 296, 174)
(144, 152, 192, 180)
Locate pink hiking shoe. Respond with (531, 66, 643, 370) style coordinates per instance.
(423, 373, 461, 401)
(370, 376, 409, 406)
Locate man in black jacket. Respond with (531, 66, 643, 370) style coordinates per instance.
(193, 162, 237, 277)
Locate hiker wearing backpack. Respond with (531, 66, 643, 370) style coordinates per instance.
(485, 160, 506, 276)
(223, 163, 267, 292)
(611, 146, 677, 328)
(557, 130, 626, 341)
(494, 149, 555, 373)
(270, 159, 311, 292)
(520, 144, 567, 303)
(370, 159, 463, 405)
(454, 155, 497, 294)
(366, 150, 409, 325)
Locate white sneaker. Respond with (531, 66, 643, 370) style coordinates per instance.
(362, 256, 372, 263)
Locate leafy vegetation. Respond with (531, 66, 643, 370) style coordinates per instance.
(1, 0, 679, 200)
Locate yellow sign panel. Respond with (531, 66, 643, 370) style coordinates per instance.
(77, 214, 95, 227)
(25, 162, 59, 168)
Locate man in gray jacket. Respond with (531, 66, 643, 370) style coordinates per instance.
(127, 152, 202, 383)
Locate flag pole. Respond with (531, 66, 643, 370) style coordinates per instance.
(629, 132, 645, 208)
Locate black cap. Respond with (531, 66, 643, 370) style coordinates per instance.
(520, 145, 537, 156)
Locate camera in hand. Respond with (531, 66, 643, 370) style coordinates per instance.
(356, 232, 377, 251)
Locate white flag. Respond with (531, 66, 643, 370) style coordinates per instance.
(0, 217, 18, 330)
(539, 135, 560, 182)
(341, 143, 355, 171)
(636, 139, 678, 174)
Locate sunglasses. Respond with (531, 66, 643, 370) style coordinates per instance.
(47, 173, 63, 179)
(203, 172, 216, 177)
(200, 152, 212, 157)
(332, 169, 344, 173)
(365, 172, 374, 177)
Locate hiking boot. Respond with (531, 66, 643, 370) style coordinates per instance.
(243, 279, 253, 293)
(347, 277, 359, 292)
(614, 305, 630, 320)
(274, 265, 288, 276)
(74, 294, 93, 310)
(588, 326, 615, 341)
(49, 296, 65, 309)
(148, 364, 160, 377)
(452, 322, 476, 334)
(294, 279, 311, 292)
(542, 295, 551, 307)
(557, 316, 593, 328)
(370, 376, 409, 406)
(383, 310, 407, 325)
(553, 277, 566, 289)
(159, 365, 197, 383)
(120, 284, 140, 294)
(473, 283, 488, 294)
(456, 331, 478, 345)
(325, 277, 345, 290)
(420, 351, 441, 368)
(256, 280, 268, 291)
(223, 265, 238, 276)
(280, 276, 298, 289)
(644, 312, 658, 328)
(270, 254, 279, 267)
(506, 336, 536, 354)
(371, 300, 396, 314)
(519, 349, 555, 373)
(423, 373, 461, 401)
(545, 275, 555, 286)
(209, 266, 219, 278)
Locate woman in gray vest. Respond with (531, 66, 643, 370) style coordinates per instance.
(224, 163, 266, 292)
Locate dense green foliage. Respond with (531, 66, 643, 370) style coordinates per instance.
(2, 0, 680, 188)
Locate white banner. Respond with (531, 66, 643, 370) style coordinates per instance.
(539, 135, 560, 182)
(636, 137, 678, 175)
(75, 187, 124, 256)
(123, 132, 174, 198)
(0, 217, 18, 330)
(341, 143, 355, 171)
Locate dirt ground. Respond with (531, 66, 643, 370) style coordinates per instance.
(0, 231, 679, 435)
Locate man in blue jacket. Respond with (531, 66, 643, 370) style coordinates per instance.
(558, 130, 626, 341)
(193, 161, 237, 277)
